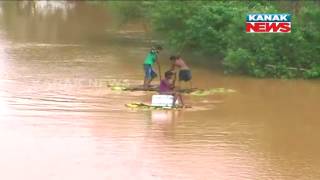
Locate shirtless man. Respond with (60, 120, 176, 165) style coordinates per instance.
(170, 55, 192, 89)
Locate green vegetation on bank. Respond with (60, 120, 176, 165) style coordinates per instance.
(97, 1, 320, 79)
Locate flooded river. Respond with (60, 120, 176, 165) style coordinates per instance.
(0, 2, 319, 180)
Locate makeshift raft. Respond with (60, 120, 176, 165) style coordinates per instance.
(125, 102, 191, 110)
(110, 84, 236, 96)
(189, 88, 236, 96)
(120, 85, 160, 92)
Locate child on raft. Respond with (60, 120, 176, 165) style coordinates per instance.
(143, 45, 163, 89)
(170, 55, 192, 89)
(159, 70, 184, 107)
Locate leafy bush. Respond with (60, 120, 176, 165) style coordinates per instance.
(103, 0, 320, 79)
(156, 1, 320, 78)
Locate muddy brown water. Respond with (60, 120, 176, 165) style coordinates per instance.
(0, 2, 320, 180)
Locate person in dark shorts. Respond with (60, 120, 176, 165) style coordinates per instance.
(179, 69, 192, 82)
(170, 55, 192, 89)
(143, 45, 162, 89)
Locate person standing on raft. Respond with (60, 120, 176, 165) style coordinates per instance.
(143, 45, 162, 89)
(170, 55, 192, 89)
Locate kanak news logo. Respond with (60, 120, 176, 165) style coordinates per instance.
(246, 14, 291, 33)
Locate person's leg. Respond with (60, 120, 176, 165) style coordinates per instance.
(177, 93, 184, 106)
(145, 78, 152, 87)
(143, 65, 146, 87)
(178, 70, 183, 90)
(178, 80, 182, 90)
(143, 77, 147, 87)
(172, 95, 177, 107)
(179, 70, 190, 90)
(187, 70, 192, 89)
(172, 92, 184, 107)
(145, 79, 152, 88)
(143, 65, 154, 89)
(189, 80, 193, 89)
(148, 69, 157, 87)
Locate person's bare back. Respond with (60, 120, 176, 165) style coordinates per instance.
(174, 57, 189, 70)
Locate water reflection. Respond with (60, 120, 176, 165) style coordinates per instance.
(151, 110, 180, 124)
(0, 1, 111, 43)
(0, 29, 9, 116)
(0, 91, 9, 116)
(25, 1, 75, 17)
(0, 1, 320, 180)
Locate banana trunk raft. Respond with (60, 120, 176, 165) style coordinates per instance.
(109, 84, 236, 96)
(125, 102, 191, 110)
